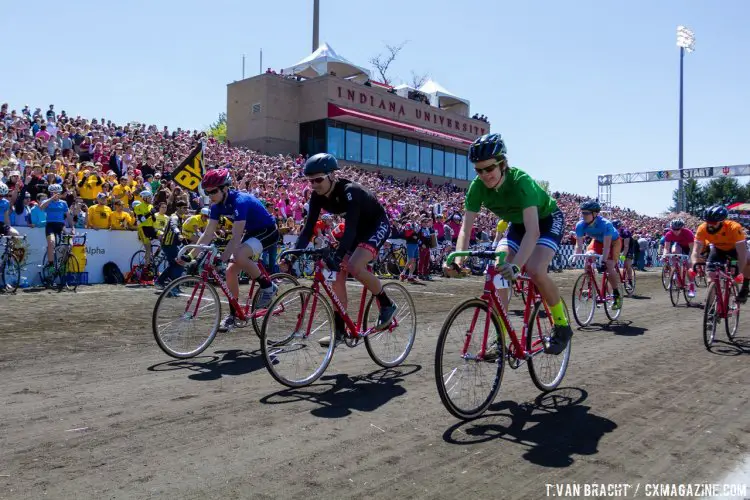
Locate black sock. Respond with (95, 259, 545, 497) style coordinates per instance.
(257, 276, 272, 289)
(613, 289, 621, 297)
(229, 301, 237, 317)
(376, 291, 393, 308)
(334, 312, 346, 334)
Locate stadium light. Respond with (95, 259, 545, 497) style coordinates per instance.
(676, 25, 695, 212)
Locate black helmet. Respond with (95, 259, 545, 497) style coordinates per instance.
(580, 200, 601, 212)
(704, 205, 728, 223)
(670, 218, 685, 230)
(469, 133, 507, 163)
(611, 219, 621, 229)
(303, 153, 339, 176)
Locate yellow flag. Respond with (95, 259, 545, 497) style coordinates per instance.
(171, 143, 204, 193)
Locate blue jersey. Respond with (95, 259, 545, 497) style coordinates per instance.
(575, 216, 619, 243)
(0, 198, 9, 220)
(44, 200, 69, 223)
(209, 190, 275, 231)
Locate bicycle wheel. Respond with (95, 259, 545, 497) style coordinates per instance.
(603, 280, 623, 321)
(1, 254, 21, 292)
(628, 268, 637, 295)
(363, 282, 417, 368)
(571, 272, 596, 327)
(435, 298, 505, 420)
(130, 249, 146, 269)
(527, 300, 571, 392)
(152, 275, 221, 358)
(669, 273, 681, 307)
(59, 254, 80, 291)
(250, 272, 300, 337)
(661, 266, 671, 290)
(703, 283, 718, 349)
(725, 283, 741, 341)
(260, 286, 336, 388)
(695, 268, 708, 288)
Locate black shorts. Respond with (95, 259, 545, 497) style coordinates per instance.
(0, 224, 9, 236)
(707, 246, 739, 272)
(501, 208, 565, 254)
(45, 222, 65, 237)
(347, 216, 391, 258)
(625, 238, 636, 259)
(241, 225, 279, 251)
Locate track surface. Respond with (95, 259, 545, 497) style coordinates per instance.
(2, 271, 749, 499)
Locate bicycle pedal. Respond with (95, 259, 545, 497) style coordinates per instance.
(344, 336, 361, 348)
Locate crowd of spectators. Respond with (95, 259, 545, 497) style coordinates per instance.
(471, 113, 490, 124)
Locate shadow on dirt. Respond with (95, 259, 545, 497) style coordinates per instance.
(147, 349, 265, 381)
(442, 387, 616, 468)
(708, 337, 750, 356)
(579, 320, 648, 336)
(259, 364, 421, 418)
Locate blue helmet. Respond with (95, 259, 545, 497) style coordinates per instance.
(704, 205, 728, 223)
(469, 133, 507, 163)
(580, 200, 601, 212)
(303, 153, 339, 176)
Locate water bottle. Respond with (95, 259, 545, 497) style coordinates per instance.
(20, 276, 29, 288)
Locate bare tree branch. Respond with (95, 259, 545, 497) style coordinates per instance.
(409, 70, 429, 89)
(369, 41, 408, 86)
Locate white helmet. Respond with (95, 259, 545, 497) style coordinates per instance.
(0, 182, 8, 196)
(132, 200, 142, 209)
(48, 184, 63, 193)
(200, 207, 210, 216)
(140, 190, 153, 199)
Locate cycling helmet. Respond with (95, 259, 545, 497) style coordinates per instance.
(96, 192, 108, 200)
(469, 133, 507, 163)
(48, 183, 63, 194)
(704, 205, 728, 223)
(132, 200, 142, 209)
(0, 182, 8, 196)
(200, 207, 210, 216)
(303, 153, 339, 176)
(670, 218, 685, 230)
(579, 200, 601, 212)
(201, 168, 232, 189)
(321, 214, 333, 221)
(611, 219, 621, 229)
(140, 190, 153, 199)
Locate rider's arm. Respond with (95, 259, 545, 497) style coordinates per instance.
(690, 240, 704, 267)
(190, 218, 218, 258)
(295, 197, 321, 250)
(336, 187, 362, 260)
(735, 240, 749, 270)
(454, 210, 478, 266)
(510, 207, 540, 268)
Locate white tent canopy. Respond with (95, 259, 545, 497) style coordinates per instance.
(418, 79, 470, 110)
(392, 83, 416, 99)
(284, 42, 371, 81)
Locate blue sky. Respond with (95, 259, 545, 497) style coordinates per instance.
(4, 0, 749, 215)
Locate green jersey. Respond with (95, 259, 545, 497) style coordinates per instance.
(464, 167, 558, 224)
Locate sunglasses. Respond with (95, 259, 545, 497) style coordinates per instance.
(581, 211, 593, 216)
(308, 176, 327, 184)
(474, 162, 500, 175)
(204, 188, 221, 195)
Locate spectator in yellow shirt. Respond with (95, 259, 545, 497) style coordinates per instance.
(87, 193, 112, 229)
(154, 201, 169, 234)
(77, 167, 104, 206)
(112, 175, 132, 206)
(109, 200, 133, 230)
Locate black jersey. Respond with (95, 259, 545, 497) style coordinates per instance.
(296, 178, 387, 258)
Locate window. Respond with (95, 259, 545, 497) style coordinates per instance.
(327, 121, 345, 159)
(392, 136, 406, 170)
(345, 125, 362, 162)
(377, 132, 392, 168)
(432, 145, 444, 177)
(362, 128, 377, 165)
(419, 141, 432, 174)
(406, 138, 419, 172)
(456, 150, 467, 180)
(444, 147, 456, 178)
(301, 119, 327, 157)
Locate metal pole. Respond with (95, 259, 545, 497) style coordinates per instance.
(678, 46, 685, 212)
(313, 0, 320, 52)
(242, 54, 245, 79)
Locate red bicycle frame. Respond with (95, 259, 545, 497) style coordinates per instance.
(665, 254, 689, 289)
(577, 255, 615, 305)
(710, 263, 740, 319)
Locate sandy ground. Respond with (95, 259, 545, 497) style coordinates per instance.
(1, 270, 749, 500)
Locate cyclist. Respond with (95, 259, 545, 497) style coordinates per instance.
(661, 218, 696, 298)
(134, 190, 157, 268)
(612, 220, 636, 289)
(575, 200, 623, 309)
(446, 133, 572, 355)
(39, 184, 74, 271)
(312, 214, 335, 249)
(0, 182, 21, 238)
(181, 208, 210, 243)
(691, 205, 749, 303)
(191, 168, 279, 331)
(293, 153, 396, 347)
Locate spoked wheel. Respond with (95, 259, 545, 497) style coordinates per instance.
(695, 267, 708, 288)
(250, 273, 300, 337)
(260, 286, 336, 388)
(152, 276, 221, 358)
(58, 254, 80, 291)
(130, 245, 160, 269)
(669, 273, 682, 307)
(527, 299, 571, 392)
(725, 283, 741, 342)
(571, 273, 596, 327)
(1, 254, 22, 293)
(603, 281, 623, 321)
(623, 268, 636, 296)
(363, 282, 417, 368)
(435, 298, 505, 420)
(661, 266, 671, 290)
(703, 283, 718, 350)
(683, 276, 697, 307)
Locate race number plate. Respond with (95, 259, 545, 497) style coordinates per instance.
(323, 270, 337, 282)
(493, 275, 510, 289)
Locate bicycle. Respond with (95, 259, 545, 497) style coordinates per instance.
(694, 262, 708, 288)
(151, 244, 299, 359)
(434, 250, 571, 420)
(616, 260, 637, 296)
(0, 235, 26, 292)
(259, 247, 417, 388)
(661, 260, 672, 290)
(663, 254, 696, 307)
(129, 241, 167, 283)
(40, 233, 86, 292)
(569, 253, 624, 327)
(702, 261, 742, 349)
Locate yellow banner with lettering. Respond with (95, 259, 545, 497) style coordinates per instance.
(171, 143, 204, 193)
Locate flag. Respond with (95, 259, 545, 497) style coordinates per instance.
(171, 142, 204, 193)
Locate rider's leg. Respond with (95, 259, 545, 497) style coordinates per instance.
(525, 245, 569, 328)
(348, 246, 397, 329)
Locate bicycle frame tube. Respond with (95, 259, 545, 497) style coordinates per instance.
(312, 261, 367, 338)
(484, 264, 527, 360)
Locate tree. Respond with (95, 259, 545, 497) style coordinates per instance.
(536, 179, 551, 194)
(670, 178, 705, 215)
(369, 41, 407, 86)
(410, 70, 429, 89)
(207, 112, 226, 143)
(704, 177, 744, 206)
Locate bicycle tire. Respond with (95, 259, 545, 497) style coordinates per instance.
(669, 273, 681, 307)
(661, 266, 671, 290)
(250, 272, 300, 337)
(725, 282, 741, 342)
(363, 282, 417, 368)
(152, 275, 222, 359)
(434, 298, 505, 420)
(571, 272, 596, 327)
(527, 300, 571, 392)
(260, 285, 336, 388)
(703, 283, 718, 350)
(1, 254, 21, 293)
(59, 254, 80, 291)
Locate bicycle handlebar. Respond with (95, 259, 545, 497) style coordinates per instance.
(664, 253, 689, 260)
(445, 250, 507, 265)
(279, 247, 333, 260)
(569, 253, 603, 265)
(177, 244, 216, 260)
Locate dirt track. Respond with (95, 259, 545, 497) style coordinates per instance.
(1, 271, 749, 500)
